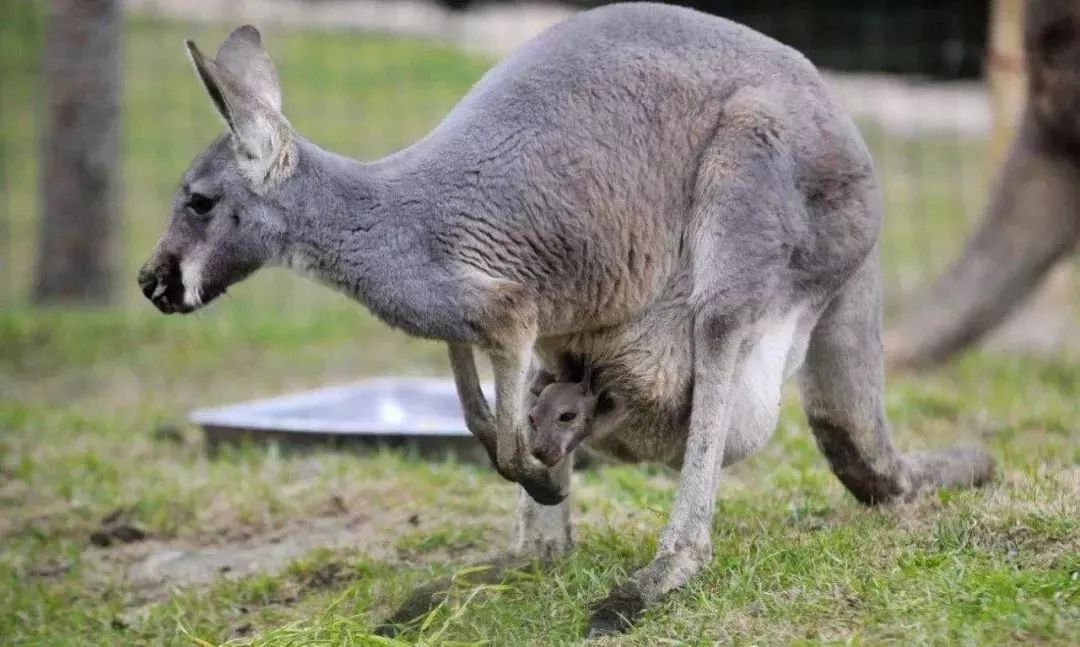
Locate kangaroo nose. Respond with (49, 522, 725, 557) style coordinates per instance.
(138, 269, 159, 301)
(531, 444, 561, 468)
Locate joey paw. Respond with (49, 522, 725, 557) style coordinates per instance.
(520, 473, 568, 506)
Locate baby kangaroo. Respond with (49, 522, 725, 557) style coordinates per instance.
(527, 364, 617, 468)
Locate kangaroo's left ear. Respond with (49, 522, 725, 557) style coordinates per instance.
(185, 26, 295, 190)
(582, 364, 595, 395)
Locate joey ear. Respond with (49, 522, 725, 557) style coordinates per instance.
(185, 26, 295, 189)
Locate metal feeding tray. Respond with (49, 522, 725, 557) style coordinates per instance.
(190, 377, 493, 462)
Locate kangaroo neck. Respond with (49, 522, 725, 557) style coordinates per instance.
(284, 137, 480, 343)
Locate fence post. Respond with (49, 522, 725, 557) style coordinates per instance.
(986, 0, 1027, 170)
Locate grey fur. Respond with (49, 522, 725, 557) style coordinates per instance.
(138, 4, 995, 635)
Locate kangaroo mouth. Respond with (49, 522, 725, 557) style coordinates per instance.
(138, 259, 224, 314)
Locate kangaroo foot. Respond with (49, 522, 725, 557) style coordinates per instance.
(587, 584, 648, 637)
(904, 446, 996, 496)
(586, 543, 710, 637)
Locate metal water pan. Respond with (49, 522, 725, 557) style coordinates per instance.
(190, 377, 492, 462)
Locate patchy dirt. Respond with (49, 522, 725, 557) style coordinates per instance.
(88, 500, 504, 604)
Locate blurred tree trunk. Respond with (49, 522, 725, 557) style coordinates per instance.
(33, 0, 121, 304)
(885, 0, 1080, 370)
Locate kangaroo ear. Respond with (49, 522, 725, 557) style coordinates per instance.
(185, 26, 295, 189)
(582, 365, 595, 394)
(214, 25, 282, 111)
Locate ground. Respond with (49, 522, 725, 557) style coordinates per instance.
(1, 4, 1078, 645)
(4, 306, 1078, 645)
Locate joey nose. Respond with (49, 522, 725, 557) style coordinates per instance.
(531, 444, 561, 468)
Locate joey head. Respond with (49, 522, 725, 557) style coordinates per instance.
(529, 379, 600, 468)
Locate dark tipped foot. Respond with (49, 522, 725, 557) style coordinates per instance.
(586, 586, 647, 637)
(841, 445, 998, 506)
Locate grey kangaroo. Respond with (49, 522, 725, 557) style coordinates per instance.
(138, 3, 995, 635)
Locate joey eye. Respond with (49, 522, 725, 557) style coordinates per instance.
(186, 192, 216, 216)
(558, 411, 577, 423)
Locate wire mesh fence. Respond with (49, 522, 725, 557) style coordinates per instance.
(0, 0, 1075, 354)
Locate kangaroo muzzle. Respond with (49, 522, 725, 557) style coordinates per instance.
(137, 253, 188, 314)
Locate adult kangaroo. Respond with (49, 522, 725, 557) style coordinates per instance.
(138, 3, 994, 635)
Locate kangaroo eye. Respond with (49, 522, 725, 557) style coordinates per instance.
(558, 411, 577, 423)
(186, 192, 216, 216)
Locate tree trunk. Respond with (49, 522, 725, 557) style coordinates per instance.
(33, 0, 121, 304)
(885, 0, 1080, 370)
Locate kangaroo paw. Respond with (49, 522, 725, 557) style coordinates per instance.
(519, 472, 568, 506)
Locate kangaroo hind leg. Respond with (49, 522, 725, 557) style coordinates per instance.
(798, 250, 995, 505)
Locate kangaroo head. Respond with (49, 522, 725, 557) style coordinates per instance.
(138, 26, 297, 313)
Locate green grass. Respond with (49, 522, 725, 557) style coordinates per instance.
(2, 3, 1079, 645)
(3, 303, 1078, 645)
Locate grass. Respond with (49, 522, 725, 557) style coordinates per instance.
(2, 2, 1079, 645)
(3, 304, 1078, 645)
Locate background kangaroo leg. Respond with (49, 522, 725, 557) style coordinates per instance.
(884, 129, 1080, 370)
(800, 250, 996, 505)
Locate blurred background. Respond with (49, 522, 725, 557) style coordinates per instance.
(2, 0, 1080, 354)
(2, 0, 1075, 362)
(1, 2, 1078, 644)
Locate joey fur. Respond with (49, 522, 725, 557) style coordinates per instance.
(139, 4, 995, 636)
